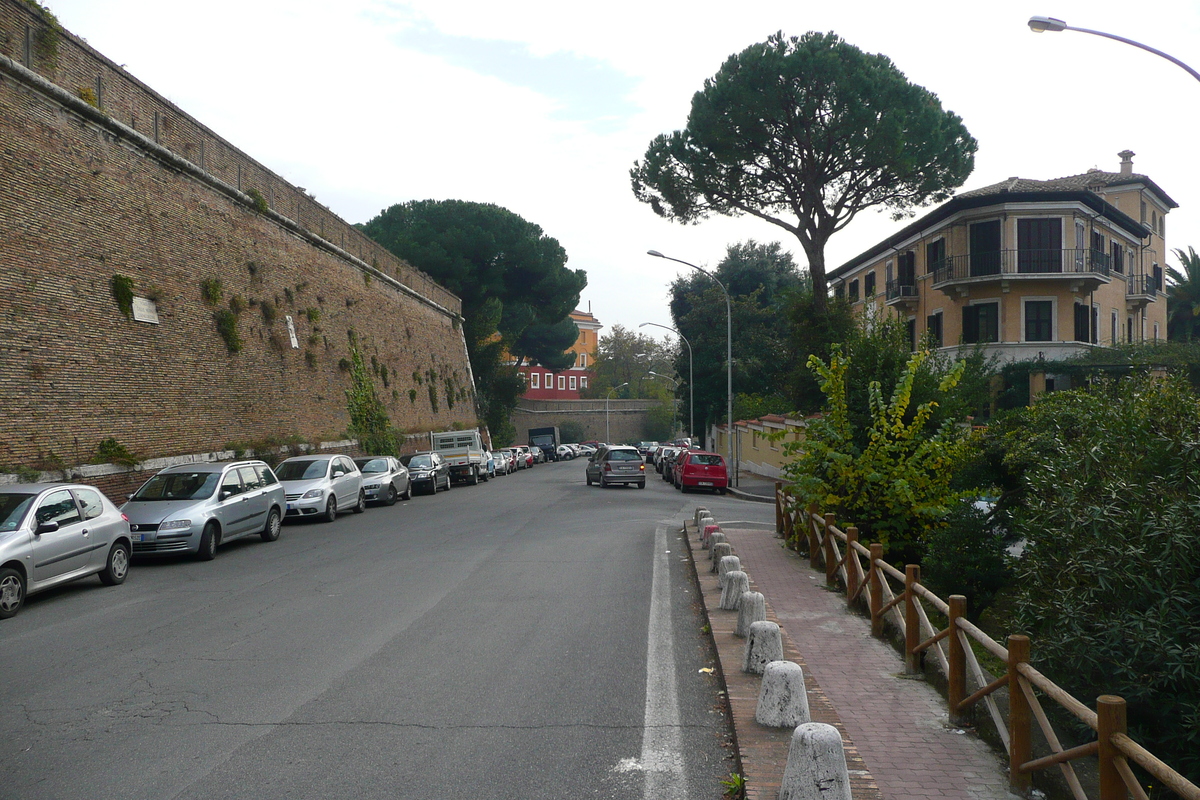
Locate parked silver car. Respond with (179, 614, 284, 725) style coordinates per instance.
(585, 446, 646, 489)
(122, 460, 286, 560)
(353, 456, 411, 505)
(277, 455, 365, 522)
(0, 483, 132, 619)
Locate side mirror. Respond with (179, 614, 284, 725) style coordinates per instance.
(36, 520, 59, 535)
(333, 470, 345, 478)
(219, 490, 232, 501)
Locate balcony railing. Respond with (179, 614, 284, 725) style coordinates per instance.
(931, 249, 1112, 286)
(1126, 274, 1159, 297)
(885, 279, 918, 302)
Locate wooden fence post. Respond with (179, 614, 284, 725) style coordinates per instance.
(775, 482, 784, 535)
(948, 595, 967, 725)
(845, 527, 859, 603)
(869, 543, 883, 638)
(1008, 634, 1032, 794)
(824, 513, 837, 585)
(904, 565, 921, 673)
(1097, 695, 1127, 800)
(807, 504, 820, 568)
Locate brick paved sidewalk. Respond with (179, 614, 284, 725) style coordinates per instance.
(717, 526, 1019, 800)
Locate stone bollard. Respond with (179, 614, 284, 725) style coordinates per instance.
(694, 508, 709, 527)
(720, 571, 749, 610)
(710, 542, 732, 573)
(742, 620, 784, 674)
(756, 661, 810, 727)
(701, 523, 721, 548)
(718, 555, 741, 588)
(735, 591, 766, 638)
(700, 516, 716, 535)
(778, 723, 851, 800)
(707, 531, 726, 554)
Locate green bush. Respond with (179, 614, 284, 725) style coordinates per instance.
(344, 347, 396, 456)
(93, 437, 137, 466)
(110, 274, 134, 318)
(213, 308, 242, 353)
(200, 278, 223, 306)
(921, 499, 1012, 622)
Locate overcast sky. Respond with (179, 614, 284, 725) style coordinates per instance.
(50, 0, 1200, 347)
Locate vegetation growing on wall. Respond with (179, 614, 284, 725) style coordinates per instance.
(345, 346, 396, 456)
(246, 187, 269, 214)
(92, 437, 137, 466)
(109, 274, 134, 319)
(200, 278, 223, 306)
(76, 86, 98, 108)
(213, 308, 242, 353)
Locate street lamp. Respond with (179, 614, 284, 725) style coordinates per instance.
(647, 250, 733, 482)
(647, 371, 679, 387)
(1028, 16, 1200, 83)
(606, 382, 629, 444)
(639, 322, 694, 444)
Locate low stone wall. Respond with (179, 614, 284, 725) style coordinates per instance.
(510, 399, 662, 444)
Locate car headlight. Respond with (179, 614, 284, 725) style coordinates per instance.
(302, 488, 324, 499)
(159, 519, 192, 531)
(411, 470, 429, 478)
(364, 482, 380, 490)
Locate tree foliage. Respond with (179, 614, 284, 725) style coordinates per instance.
(997, 374, 1200, 782)
(783, 346, 974, 557)
(586, 324, 678, 399)
(1167, 246, 1200, 342)
(360, 200, 586, 439)
(631, 31, 976, 308)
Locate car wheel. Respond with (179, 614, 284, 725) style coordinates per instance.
(718, 488, 728, 495)
(638, 480, 646, 489)
(197, 522, 219, 561)
(444, 474, 452, 491)
(385, 485, 397, 506)
(99, 542, 131, 585)
(353, 490, 366, 513)
(600, 475, 608, 488)
(0, 566, 26, 619)
(402, 482, 412, 501)
(586, 474, 593, 486)
(323, 496, 338, 522)
(469, 467, 479, 486)
(260, 508, 282, 542)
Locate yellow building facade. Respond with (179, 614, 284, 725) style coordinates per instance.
(830, 152, 1174, 362)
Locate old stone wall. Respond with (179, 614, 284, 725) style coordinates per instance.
(511, 399, 662, 445)
(0, 0, 476, 468)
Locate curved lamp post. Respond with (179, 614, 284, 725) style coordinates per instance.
(647, 250, 733, 480)
(1028, 16, 1200, 83)
(639, 321, 694, 442)
(606, 381, 629, 444)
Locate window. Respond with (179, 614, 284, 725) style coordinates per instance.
(1127, 317, 1134, 344)
(36, 490, 81, 527)
(238, 466, 263, 490)
(1074, 303, 1090, 343)
(848, 279, 860, 302)
(580, 353, 587, 368)
(557, 375, 565, 390)
(864, 271, 876, 297)
(752, 432, 759, 450)
(906, 318, 917, 351)
(256, 465, 278, 486)
(220, 470, 243, 498)
(927, 312, 943, 347)
(569, 375, 577, 390)
(530, 372, 539, 389)
(581, 376, 588, 389)
(1152, 210, 1158, 233)
(963, 302, 999, 344)
(74, 488, 104, 521)
(1153, 264, 1163, 294)
(898, 251, 916, 286)
(1092, 304, 1099, 344)
(969, 220, 1002, 276)
(926, 238, 946, 275)
(1017, 218, 1062, 273)
(1111, 310, 1119, 345)
(1141, 200, 1147, 224)
(1111, 240, 1124, 274)
(1024, 300, 1053, 342)
(1154, 323, 1161, 341)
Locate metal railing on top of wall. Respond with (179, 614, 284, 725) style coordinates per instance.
(774, 484, 1200, 800)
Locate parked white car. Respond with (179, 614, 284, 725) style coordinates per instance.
(276, 455, 365, 522)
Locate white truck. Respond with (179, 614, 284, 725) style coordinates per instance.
(430, 428, 488, 485)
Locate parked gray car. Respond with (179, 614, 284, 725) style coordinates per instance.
(353, 456, 411, 505)
(277, 454, 365, 522)
(0, 483, 132, 619)
(122, 460, 286, 560)
(585, 446, 646, 489)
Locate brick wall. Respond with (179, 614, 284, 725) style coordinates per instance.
(0, 0, 477, 468)
(511, 399, 661, 444)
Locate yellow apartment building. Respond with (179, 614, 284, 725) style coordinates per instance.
(829, 151, 1174, 362)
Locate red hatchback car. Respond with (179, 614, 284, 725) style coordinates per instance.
(673, 451, 729, 494)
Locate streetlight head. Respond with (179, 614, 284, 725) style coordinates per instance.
(1028, 15, 1067, 32)
(638, 322, 649, 327)
(647, 250, 664, 258)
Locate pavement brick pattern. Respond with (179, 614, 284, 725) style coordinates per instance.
(688, 521, 1020, 800)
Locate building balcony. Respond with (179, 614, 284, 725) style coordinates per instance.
(885, 279, 918, 307)
(931, 248, 1112, 292)
(1125, 274, 1159, 308)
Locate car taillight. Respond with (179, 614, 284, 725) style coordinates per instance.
(639, 464, 645, 471)
(121, 513, 129, 522)
(604, 463, 612, 472)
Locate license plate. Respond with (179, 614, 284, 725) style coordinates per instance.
(287, 503, 296, 511)
(130, 533, 143, 542)
(698, 481, 713, 486)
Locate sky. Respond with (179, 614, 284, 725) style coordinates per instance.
(49, 0, 1200, 349)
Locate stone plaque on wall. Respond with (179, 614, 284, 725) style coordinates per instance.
(285, 315, 299, 348)
(131, 297, 159, 324)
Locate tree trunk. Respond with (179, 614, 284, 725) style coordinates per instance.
(798, 235, 828, 314)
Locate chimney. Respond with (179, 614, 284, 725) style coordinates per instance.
(1118, 150, 1135, 177)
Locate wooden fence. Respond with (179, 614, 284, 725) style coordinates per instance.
(775, 485, 1200, 800)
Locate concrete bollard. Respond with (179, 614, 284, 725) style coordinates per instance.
(778, 723, 851, 800)
(707, 531, 726, 554)
(710, 542, 732, 573)
(742, 620, 784, 674)
(694, 508, 709, 527)
(701, 523, 721, 548)
(720, 571, 749, 610)
(735, 591, 766, 638)
(700, 516, 716, 535)
(756, 661, 810, 727)
(718, 555, 741, 587)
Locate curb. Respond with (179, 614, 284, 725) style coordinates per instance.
(727, 486, 775, 504)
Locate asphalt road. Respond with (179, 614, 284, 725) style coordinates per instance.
(1, 458, 775, 799)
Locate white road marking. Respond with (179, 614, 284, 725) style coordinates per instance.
(639, 523, 689, 799)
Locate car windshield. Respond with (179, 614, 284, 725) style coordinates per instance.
(691, 454, 724, 466)
(355, 458, 389, 474)
(407, 455, 432, 469)
(276, 459, 330, 480)
(607, 450, 641, 461)
(0, 493, 35, 532)
(132, 472, 220, 501)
